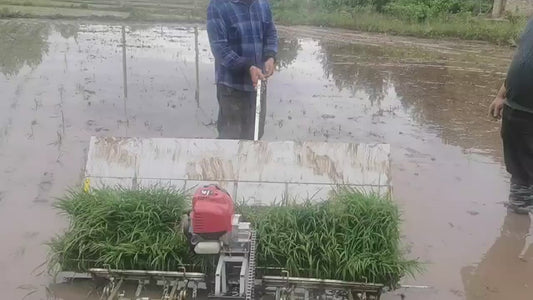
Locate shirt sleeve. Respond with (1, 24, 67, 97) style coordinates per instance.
(207, 3, 253, 72)
(262, 1, 278, 61)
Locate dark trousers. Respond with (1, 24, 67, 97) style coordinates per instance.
(501, 105, 533, 205)
(216, 84, 266, 140)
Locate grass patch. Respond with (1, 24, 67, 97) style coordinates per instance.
(0, 7, 27, 17)
(126, 7, 150, 20)
(49, 187, 419, 287)
(273, 7, 525, 45)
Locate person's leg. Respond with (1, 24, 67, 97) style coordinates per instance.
(217, 85, 252, 140)
(519, 110, 533, 205)
(502, 105, 533, 214)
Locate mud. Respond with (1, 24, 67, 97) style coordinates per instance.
(0, 19, 528, 300)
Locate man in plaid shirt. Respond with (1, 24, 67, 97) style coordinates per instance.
(207, 0, 278, 140)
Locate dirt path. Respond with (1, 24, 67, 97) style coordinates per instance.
(0, 19, 529, 300)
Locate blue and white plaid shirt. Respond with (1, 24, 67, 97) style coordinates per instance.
(207, 0, 278, 92)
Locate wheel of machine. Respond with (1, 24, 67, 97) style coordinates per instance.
(102, 283, 112, 298)
(279, 288, 290, 300)
(178, 289, 188, 300)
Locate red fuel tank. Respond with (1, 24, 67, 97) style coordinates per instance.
(191, 185, 234, 235)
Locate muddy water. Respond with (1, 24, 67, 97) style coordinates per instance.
(0, 19, 529, 300)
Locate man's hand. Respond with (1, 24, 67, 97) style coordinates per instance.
(489, 83, 507, 119)
(264, 58, 275, 78)
(489, 96, 505, 119)
(250, 66, 265, 87)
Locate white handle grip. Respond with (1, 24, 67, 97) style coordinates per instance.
(254, 80, 262, 141)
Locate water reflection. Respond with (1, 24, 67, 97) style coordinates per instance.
(54, 23, 79, 40)
(393, 65, 503, 158)
(317, 40, 504, 158)
(0, 21, 49, 77)
(461, 213, 533, 299)
(276, 37, 300, 69)
(319, 41, 391, 104)
(121, 25, 130, 135)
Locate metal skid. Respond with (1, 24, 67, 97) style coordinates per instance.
(262, 272, 384, 300)
(89, 268, 205, 300)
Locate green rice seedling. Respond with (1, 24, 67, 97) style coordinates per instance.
(48, 187, 195, 273)
(242, 189, 420, 288)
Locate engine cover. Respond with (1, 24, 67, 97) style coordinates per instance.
(191, 185, 234, 238)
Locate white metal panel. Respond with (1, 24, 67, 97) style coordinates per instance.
(137, 138, 241, 181)
(88, 177, 134, 189)
(235, 182, 287, 206)
(237, 141, 390, 185)
(86, 137, 140, 179)
(85, 137, 391, 204)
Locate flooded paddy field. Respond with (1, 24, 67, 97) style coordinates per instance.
(0, 19, 529, 300)
(0, 0, 205, 21)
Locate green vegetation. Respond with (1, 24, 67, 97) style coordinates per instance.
(0, 7, 26, 18)
(0, 0, 205, 22)
(241, 189, 419, 288)
(49, 187, 418, 287)
(127, 8, 150, 21)
(272, 0, 492, 20)
(48, 188, 194, 272)
(271, 0, 526, 45)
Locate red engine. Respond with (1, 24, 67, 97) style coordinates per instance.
(191, 185, 234, 237)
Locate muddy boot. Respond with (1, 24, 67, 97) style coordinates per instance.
(505, 184, 533, 215)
